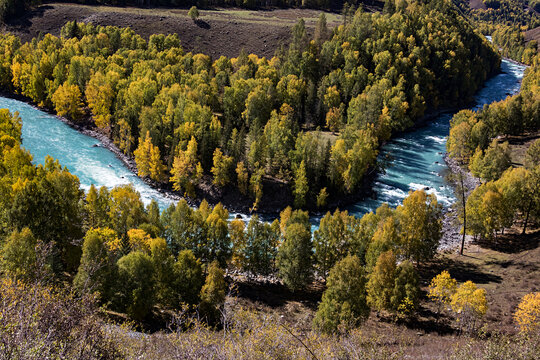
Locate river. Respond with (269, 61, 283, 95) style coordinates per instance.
(0, 59, 526, 226)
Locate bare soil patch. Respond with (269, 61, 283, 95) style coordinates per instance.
(469, 0, 488, 10)
(2, 3, 341, 58)
(525, 25, 540, 44)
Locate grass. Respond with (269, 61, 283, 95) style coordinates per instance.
(51, 3, 342, 28)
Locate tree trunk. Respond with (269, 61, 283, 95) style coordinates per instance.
(460, 172, 466, 255)
(522, 200, 532, 235)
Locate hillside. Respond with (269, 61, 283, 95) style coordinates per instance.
(1, 3, 342, 58)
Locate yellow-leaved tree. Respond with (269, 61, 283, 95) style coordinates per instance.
(428, 270, 457, 315)
(514, 292, 540, 335)
(51, 82, 84, 121)
(450, 281, 487, 334)
(170, 136, 202, 198)
(134, 132, 167, 183)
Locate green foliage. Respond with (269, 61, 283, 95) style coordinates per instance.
(277, 221, 313, 292)
(366, 250, 397, 312)
(469, 140, 511, 181)
(200, 260, 227, 324)
(174, 249, 204, 306)
(117, 251, 156, 321)
(108, 184, 146, 236)
(0, 228, 39, 281)
(0, 1, 499, 208)
(313, 255, 369, 333)
(396, 190, 442, 263)
(74, 227, 120, 303)
(188, 6, 199, 21)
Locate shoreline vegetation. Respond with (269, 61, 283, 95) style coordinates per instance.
(0, 1, 539, 358)
(0, 1, 501, 214)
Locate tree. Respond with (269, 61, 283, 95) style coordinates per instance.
(326, 107, 343, 133)
(74, 227, 120, 303)
(134, 132, 167, 182)
(313, 255, 369, 334)
(51, 82, 84, 121)
(514, 292, 540, 335)
(469, 140, 512, 181)
(229, 218, 246, 269)
(277, 222, 313, 292)
(366, 250, 397, 313)
(428, 270, 457, 315)
(108, 184, 146, 236)
(188, 6, 199, 22)
(525, 139, 540, 169)
(249, 167, 264, 211)
(117, 251, 156, 321)
(396, 190, 442, 263)
(235, 161, 249, 195)
(293, 160, 308, 208)
(313, 209, 354, 281)
(200, 260, 227, 325)
(391, 261, 419, 317)
(84, 185, 111, 229)
(450, 281, 487, 333)
(317, 187, 328, 208)
(149, 237, 176, 308)
(170, 136, 202, 198)
(0, 228, 38, 282)
(174, 250, 204, 306)
(211, 148, 233, 187)
(244, 216, 279, 275)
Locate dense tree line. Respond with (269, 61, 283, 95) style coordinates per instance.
(454, 0, 539, 64)
(492, 25, 538, 65)
(455, 0, 540, 29)
(0, 0, 37, 21)
(447, 56, 540, 240)
(0, 106, 444, 325)
(0, 0, 498, 210)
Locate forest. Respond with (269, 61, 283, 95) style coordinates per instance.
(455, 0, 539, 65)
(0, 0, 499, 211)
(447, 56, 540, 239)
(0, 0, 539, 358)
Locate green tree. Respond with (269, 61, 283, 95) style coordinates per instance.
(84, 185, 111, 229)
(0, 228, 38, 282)
(174, 250, 204, 306)
(117, 251, 156, 321)
(244, 216, 279, 275)
(313, 255, 369, 334)
(277, 222, 313, 291)
(211, 148, 233, 187)
(200, 260, 227, 325)
(366, 250, 396, 313)
(391, 261, 419, 316)
(293, 160, 308, 208)
(188, 6, 199, 22)
(73, 228, 120, 303)
(108, 184, 146, 236)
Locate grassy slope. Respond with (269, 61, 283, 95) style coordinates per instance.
(2, 3, 341, 58)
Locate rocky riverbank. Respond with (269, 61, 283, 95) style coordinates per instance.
(439, 154, 482, 252)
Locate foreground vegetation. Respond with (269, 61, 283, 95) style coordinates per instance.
(0, 1, 539, 358)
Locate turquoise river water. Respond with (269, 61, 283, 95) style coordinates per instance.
(0, 59, 526, 227)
